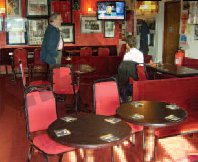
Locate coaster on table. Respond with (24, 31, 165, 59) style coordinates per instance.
(130, 113, 144, 120)
(130, 101, 144, 108)
(100, 134, 120, 142)
(54, 129, 71, 137)
(166, 104, 180, 110)
(104, 117, 121, 124)
(61, 116, 77, 122)
(165, 115, 181, 121)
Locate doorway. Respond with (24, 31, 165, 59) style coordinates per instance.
(163, 1, 180, 64)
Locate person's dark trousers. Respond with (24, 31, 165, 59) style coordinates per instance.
(120, 84, 132, 103)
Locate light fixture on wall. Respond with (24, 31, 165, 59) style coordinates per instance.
(136, 1, 158, 17)
(0, 0, 5, 14)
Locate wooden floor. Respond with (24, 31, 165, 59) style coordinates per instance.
(0, 75, 197, 162)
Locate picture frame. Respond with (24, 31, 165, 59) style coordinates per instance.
(80, 16, 103, 34)
(104, 21, 115, 38)
(194, 24, 198, 40)
(26, 0, 49, 17)
(60, 23, 75, 43)
(0, 16, 3, 32)
(6, 0, 21, 16)
(6, 17, 26, 32)
(27, 18, 48, 45)
(6, 31, 27, 45)
(51, 0, 72, 23)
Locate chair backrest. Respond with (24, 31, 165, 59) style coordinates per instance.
(19, 61, 27, 87)
(80, 47, 92, 56)
(119, 44, 126, 57)
(53, 67, 75, 95)
(34, 48, 43, 65)
(25, 89, 57, 133)
(13, 48, 28, 68)
(136, 64, 148, 80)
(93, 77, 120, 116)
(98, 47, 110, 56)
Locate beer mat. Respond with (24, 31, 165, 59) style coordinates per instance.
(130, 113, 144, 120)
(130, 101, 144, 108)
(104, 117, 121, 124)
(61, 116, 77, 122)
(100, 134, 119, 142)
(165, 115, 181, 121)
(166, 104, 180, 110)
(54, 129, 71, 137)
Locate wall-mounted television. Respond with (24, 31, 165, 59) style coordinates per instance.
(97, 1, 126, 20)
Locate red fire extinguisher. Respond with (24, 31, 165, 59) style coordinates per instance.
(175, 49, 185, 66)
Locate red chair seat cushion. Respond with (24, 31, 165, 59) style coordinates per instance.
(33, 134, 74, 154)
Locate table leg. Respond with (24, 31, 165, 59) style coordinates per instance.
(84, 149, 93, 162)
(144, 127, 155, 162)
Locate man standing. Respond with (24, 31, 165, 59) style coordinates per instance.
(41, 13, 63, 68)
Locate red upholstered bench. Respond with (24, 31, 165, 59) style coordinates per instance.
(182, 57, 198, 70)
(133, 77, 198, 138)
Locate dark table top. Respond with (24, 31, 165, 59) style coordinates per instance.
(47, 114, 131, 149)
(147, 63, 198, 77)
(116, 101, 187, 128)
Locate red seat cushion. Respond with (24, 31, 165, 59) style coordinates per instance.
(29, 80, 51, 86)
(33, 134, 74, 154)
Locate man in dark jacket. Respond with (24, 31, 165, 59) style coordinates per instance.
(41, 13, 63, 67)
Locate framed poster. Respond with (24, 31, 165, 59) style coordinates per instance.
(72, 0, 80, 10)
(27, 0, 49, 17)
(6, 31, 27, 45)
(81, 16, 103, 34)
(194, 25, 198, 40)
(0, 16, 3, 32)
(6, 17, 26, 32)
(104, 21, 115, 38)
(60, 23, 75, 43)
(6, 0, 21, 16)
(27, 19, 48, 45)
(51, 0, 72, 23)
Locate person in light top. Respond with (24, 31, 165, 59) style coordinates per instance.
(123, 35, 144, 64)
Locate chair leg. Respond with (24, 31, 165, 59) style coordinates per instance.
(27, 145, 33, 162)
(59, 154, 63, 162)
(44, 154, 49, 162)
(154, 136, 158, 162)
(111, 146, 114, 162)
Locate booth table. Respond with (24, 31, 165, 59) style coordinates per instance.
(116, 101, 187, 162)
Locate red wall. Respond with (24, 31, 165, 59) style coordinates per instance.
(0, 0, 119, 48)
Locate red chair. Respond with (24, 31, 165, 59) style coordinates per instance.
(93, 77, 143, 145)
(19, 61, 50, 89)
(52, 66, 79, 112)
(98, 47, 110, 56)
(25, 87, 75, 162)
(80, 47, 92, 56)
(31, 48, 48, 80)
(12, 48, 29, 82)
(119, 44, 126, 58)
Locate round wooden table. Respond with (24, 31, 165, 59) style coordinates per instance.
(48, 114, 131, 161)
(116, 101, 187, 162)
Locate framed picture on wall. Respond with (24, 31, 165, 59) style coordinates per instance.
(0, 16, 3, 31)
(6, 31, 27, 45)
(6, 0, 21, 16)
(6, 17, 26, 32)
(51, 0, 72, 23)
(104, 21, 115, 38)
(27, 18, 48, 45)
(80, 16, 103, 34)
(26, 0, 49, 17)
(195, 25, 198, 40)
(60, 23, 75, 43)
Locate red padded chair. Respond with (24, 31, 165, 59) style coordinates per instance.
(93, 77, 143, 145)
(19, 61, 50, 89)
(12, 48, 29, 81)
(80, 47, 92, 56)
(31, 48, 48, 80)
(52, 66, 79, 112)
(98, 47, 110, 56)
(25, 87, 75, 162)
(119, 44, 126, 58)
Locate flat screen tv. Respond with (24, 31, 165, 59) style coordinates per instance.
(97, 1, 125, 20)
